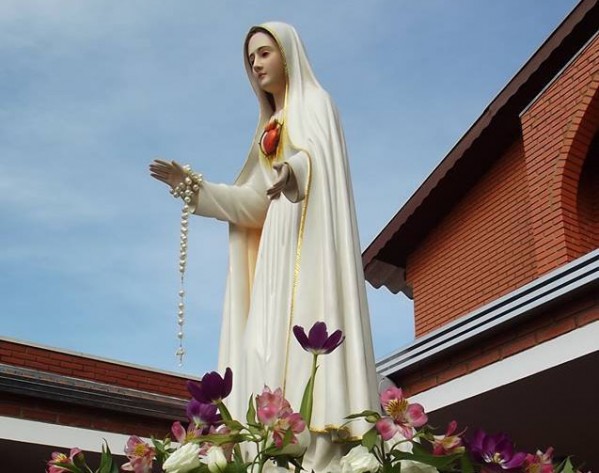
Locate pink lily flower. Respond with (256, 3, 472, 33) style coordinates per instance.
(375, 387, 428, 440)
(432, 420, 466, 455)
(524, 448, 554, 473)
(46, 448, 82, 473)
(121, 435, 155, 473)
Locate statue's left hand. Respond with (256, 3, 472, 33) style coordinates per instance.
(266, 162, 291, 200)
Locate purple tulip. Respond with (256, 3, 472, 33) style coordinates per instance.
(187, 367, 233, 405)
(186, 399, 222, 433)
(293, 322, 345, 355)
(467, 429, 526, 472)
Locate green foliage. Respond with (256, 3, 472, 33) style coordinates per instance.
(382, 462, 402, 473)
(391, 449, 463, 470)
(362, 426, 379, 451)
(557, 457, 576, 473)
(96, 443, 119, 473)
(299, 355, 319, 428)
(460, 453, 474, 473)
(345, 409, 381, 421)
(152, 436, 173, 466)
(246, 394, 257, 425)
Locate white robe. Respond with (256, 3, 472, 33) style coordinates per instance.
(193, 22, 379, 469)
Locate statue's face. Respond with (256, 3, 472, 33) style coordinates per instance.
(247, 32, 286, 96)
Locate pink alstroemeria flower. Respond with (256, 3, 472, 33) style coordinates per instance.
(121, 435, 155, 473)
(171, 421, 202, 445)
(272, 412, 306, 448)
(256, 386, 291, 426)
(375, 387, 428, 440)
(432, 420, 466, 455)
(47, 448, 82, 473)
(524, 448, 554, 473)
(256, 386, 306, 448)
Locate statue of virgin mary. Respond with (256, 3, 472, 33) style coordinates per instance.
(152, 21, 379, 471)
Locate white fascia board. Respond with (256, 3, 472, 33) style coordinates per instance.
(411, 321, 599, 412)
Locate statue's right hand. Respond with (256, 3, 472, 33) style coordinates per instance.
(149, 159, 187, 190)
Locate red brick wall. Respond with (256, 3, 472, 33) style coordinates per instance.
(407, 139, 536, 336)
(398, 290, 598, 397)
(0, 391, 173, 438)
(0, 340, 193, 437)
(521, 34, 599, 273)
(0, 340, 190, 398)
(407, 34, 599, 337)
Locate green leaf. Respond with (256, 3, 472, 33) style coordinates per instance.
(300, 357, 319, 428)
(558, 457, 576, 473)
(391, 463, 402, 473)
(361, 426, 379, 451)
(460, 453, 474, 473)
(152, 437, 170, 466)
(222, 419, 245, 431)
(217, 401, 233, 422)
(391, 452, 462, 469)
(382, 462, 395, 473)
(95, 442, 119, 473)
(224, 461, 251, 473)
(410, 442, 430, 456)
(198, 432, 243, 445)
(345, 410, 381, 421)
(246, 394, 257, 424)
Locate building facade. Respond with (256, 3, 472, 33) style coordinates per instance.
(363, 0, 598, 469)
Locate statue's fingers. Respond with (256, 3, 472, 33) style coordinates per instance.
(150, 173, 169, 184)
(150, 168, 170, 179)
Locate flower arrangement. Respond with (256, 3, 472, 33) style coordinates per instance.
(46, 322, 586, 473)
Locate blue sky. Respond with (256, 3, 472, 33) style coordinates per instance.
(0, 0, 579, 377)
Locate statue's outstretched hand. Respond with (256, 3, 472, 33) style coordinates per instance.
(266, 162, 292, 200)
(149, 159, 187, 190)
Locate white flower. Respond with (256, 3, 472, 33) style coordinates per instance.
(201, 445, 228, 473)
(163, 443, 201, 473)
(339, 445, 379, 473)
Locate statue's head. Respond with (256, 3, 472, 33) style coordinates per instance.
(243, 22, 321, 139)
(246, 27, 286, 110)
(246, 28, 286, 95)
